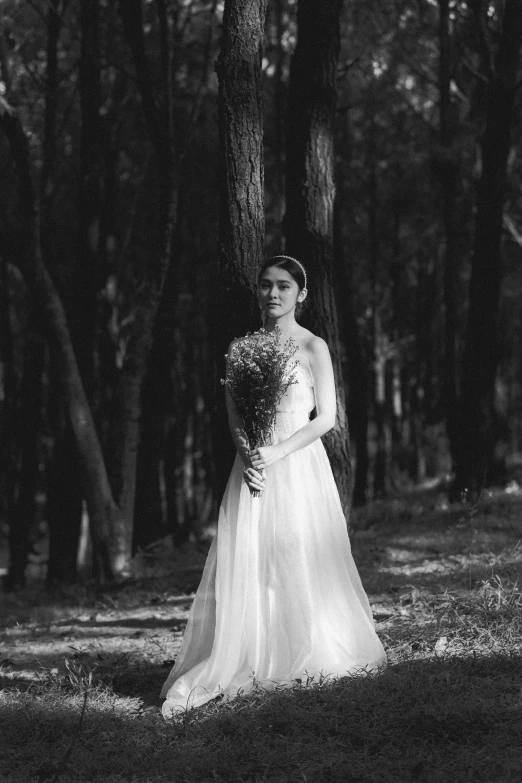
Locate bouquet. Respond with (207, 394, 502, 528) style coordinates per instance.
(221, 326, 299, 497)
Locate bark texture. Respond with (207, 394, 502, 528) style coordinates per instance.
(284, 0, 352, 516)
(215, 0, 267, 335)
(213, 0, 268, 499)
(453, 0, 522, 498)
(436, 0, 460, 454)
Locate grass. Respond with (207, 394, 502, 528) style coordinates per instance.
(1, 485, 521, 782)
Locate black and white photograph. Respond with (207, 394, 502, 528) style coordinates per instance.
(1, 1, 521, 781)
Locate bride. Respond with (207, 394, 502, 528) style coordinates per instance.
(161, 255, 386, 716)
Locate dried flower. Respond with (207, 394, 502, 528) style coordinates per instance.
(221, 327, 299, 491)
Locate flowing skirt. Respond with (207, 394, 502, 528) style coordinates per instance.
(161, 414, 386, 716)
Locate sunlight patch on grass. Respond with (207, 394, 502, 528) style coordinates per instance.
(1, 490, 522, 781)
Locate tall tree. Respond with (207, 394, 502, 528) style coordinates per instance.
(71, 0, 181, 575)
(0, 96, 119, 580)
(284, 0, 352, 515)
(436, 0, 460, 458)
(0, 0, 179, 582)
(453, 0, 522, 498)
(47, 0, 103, 584)
(213, 0, 268, 498)
(334, 175, 369, 506)
(4, 331, 44, 590)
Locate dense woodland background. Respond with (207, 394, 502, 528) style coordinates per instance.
(1, 0, 522, 589)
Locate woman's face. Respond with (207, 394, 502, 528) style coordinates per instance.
(258, 266, 303, 319)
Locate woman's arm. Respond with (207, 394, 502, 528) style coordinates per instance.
(250, 336, 336, 469)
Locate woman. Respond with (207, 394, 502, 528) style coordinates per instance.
(161, 256, 386, 716)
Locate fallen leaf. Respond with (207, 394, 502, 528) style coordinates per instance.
(434, 636, 448, 653)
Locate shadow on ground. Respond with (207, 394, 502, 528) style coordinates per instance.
(55, 616, 187, 630)
(1, 653, 521, 782)
(353, 489, 522, 596)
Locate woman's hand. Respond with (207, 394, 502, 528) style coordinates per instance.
(242, 466, 266, 494)
(249, 443, 285, 470)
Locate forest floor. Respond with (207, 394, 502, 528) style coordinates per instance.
(1, 482, 522, 783)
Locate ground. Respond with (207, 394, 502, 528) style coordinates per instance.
(1, 482, 521, 782)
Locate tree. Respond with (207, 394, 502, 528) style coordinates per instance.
(0, 95, 118, 580)
(46, 0, 104, 584)
(334, 172, 369, 505)
(284, 0, 352, 515)
(436, 0, 460, 457)
(453, 0, 522, 498)
(213, 0, 268, 499)
(0, 0, 179, 582)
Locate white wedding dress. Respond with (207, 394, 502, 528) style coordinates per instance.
(161, 354, 386, 716)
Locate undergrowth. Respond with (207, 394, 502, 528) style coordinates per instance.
(1, 489, 521, 782)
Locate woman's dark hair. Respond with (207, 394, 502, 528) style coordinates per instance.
(258, 255, 308, 319)
(258, 256, 307, 291)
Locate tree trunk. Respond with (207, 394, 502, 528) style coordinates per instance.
(46, 422, 84, 585)
(38, 0, 81, 584)
(40, 0, 63, 224)
(134, 431, 165, 552)
(0, 101, 118, 582)
(366, 132, 389, 498)
(103, 224, 178, 569)
(333, 126, 368, 507)
(373, 324, 389, 498)
(32, 255, 123, 580)
(77, 0, 103, 395)
(452, 0, 522, 499)
(2, 2, 178, 582)
(111, 0, 179, 570)
(134, 189, 183, 551)
(4, 335, 44, 591)
(1, 265, 45, 590)
(284, 0, 352, 516)
(267, 0, 287, 239)
(0, 259, 15, 581)
(213, 0, 268, 500)
(437, 0, 460, 458)
(46, 0, 99, 584)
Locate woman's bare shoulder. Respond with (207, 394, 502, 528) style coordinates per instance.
(299, 330, 330, 361)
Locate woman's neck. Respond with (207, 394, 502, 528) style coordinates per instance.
(264, 312, 299, 341)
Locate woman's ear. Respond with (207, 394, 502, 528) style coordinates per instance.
(298, 288, 308, 302)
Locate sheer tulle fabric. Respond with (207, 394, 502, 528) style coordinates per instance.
(161, 356, 386, 715)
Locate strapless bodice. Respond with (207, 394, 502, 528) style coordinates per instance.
(273, 353, 315, 441)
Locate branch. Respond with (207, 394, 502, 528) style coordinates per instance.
(503, 214, 522, 248)
(461, 56, 489, 85)
(18, 48, 46, 91)
(337, 56, 361, 76)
